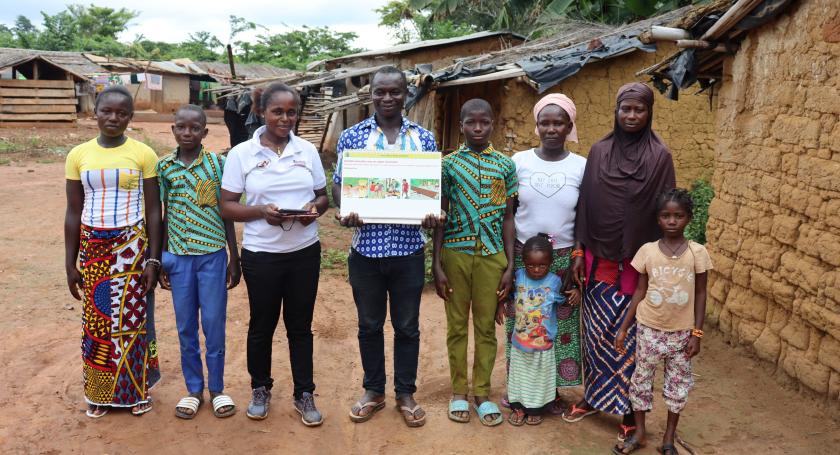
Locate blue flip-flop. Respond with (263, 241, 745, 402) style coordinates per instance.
(473, 401, 503, 427)
(448, 399, 470, 423)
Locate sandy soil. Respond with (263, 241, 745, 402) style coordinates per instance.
(0, 123, 837, 454)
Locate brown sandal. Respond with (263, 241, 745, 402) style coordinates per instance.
(349, 400, 385, 423)
(397, 404, 426, 427)
(613, 435, 645, 454)
(525, 414, 543, 425)
(508, 409, 526, 426)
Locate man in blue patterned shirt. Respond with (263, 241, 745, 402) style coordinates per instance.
(332, 66, 442, 427)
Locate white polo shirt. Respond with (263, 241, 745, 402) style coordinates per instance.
(222, 126, 327, 253)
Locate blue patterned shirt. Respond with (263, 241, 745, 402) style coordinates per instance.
(334, 115, 437, 257)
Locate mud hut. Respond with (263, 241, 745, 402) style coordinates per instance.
(409, 6, 717, 187)
(641, 0, 840, 410)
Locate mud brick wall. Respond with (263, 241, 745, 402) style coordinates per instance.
(704, 0, 840, 404)
(493, 43, 717, 187)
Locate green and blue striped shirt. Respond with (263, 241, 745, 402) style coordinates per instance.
(157, 147, 227, 255)
(441, 143, 518, 255)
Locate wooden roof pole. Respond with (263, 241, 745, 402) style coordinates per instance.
(227, 45, 237, 79)
(701, 0, 764, 41)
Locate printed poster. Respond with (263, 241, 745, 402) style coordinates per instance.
(340, 150, 441, 224)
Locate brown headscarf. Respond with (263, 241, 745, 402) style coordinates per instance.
(576, 82, 676, 261)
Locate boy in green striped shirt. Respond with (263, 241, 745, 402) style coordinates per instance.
(433, 98, 517, 426)
(157, 105, 241, 419)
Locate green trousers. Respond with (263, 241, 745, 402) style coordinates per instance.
(442, 247, 508, 396)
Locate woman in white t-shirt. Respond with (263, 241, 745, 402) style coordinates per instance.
(220, 83, 328, 426)
(501, 94, 586, 415)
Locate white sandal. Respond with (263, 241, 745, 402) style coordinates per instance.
(86, 405, 108, 419)
(175, 396, 202, 419)
(211, 394, 236, 418)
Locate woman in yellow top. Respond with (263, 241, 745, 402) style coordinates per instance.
(64, 86, 163, 418)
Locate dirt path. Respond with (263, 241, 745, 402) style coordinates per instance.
(0, 124, 837, 454)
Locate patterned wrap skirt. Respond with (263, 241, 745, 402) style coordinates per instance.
(505, 244, 583, 388)
(582, 278, 636, 415)
(79, 222, 158, 407)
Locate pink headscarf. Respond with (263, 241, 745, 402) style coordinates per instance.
(533, 93, 578, 143)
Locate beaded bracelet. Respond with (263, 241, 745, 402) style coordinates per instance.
(146, 258, 162, 269)
(691, 328, 704, 338)
(571, 249, 584, 258)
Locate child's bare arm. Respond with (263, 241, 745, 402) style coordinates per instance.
(693, 272, 707, 331)
(615, 273, 648, 353)
(497, 197, 516, 301)
(158, 199, 171, 290)
(686, 271, 708, 357)
(224, 218, 241, 289)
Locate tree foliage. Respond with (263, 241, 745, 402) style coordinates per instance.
(238, 27, 362, 70)
(376, 0, 474, 44)
(0, 6, 360, 71)
(398, 0, 701, 37)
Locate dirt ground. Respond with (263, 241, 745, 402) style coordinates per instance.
(0, 122, 838, 454)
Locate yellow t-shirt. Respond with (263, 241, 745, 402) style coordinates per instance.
(65, 137, 159, 228)
(630, 240, 713, 331)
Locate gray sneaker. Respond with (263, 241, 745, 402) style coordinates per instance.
(293, 392, 323, 427)
(246, 386, 271, 420)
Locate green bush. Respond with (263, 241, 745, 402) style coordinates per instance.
(686, 179, 714, 244)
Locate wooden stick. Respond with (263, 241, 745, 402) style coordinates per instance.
(675, 40, 728, 52)
(701, 0, 764, 41)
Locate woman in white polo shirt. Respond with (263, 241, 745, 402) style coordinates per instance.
(220, 83, 328, 426)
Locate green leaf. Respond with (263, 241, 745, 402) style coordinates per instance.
(624, 0, 658, 17)
(546, 0, 575, 16)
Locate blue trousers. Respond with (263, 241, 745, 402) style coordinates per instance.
(162, 248, 228, 394)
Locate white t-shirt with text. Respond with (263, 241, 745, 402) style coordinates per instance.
(512, 148, 586, 247)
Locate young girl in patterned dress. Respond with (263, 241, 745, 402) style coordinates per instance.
(501, 234, 566, 426)
(612, 189, 712, 454)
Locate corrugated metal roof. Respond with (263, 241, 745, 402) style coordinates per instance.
(0, 47, 107, 77)
(84, 54, 203, 76)
(192, 61, 294, 80)
(326, 31, 525, 64)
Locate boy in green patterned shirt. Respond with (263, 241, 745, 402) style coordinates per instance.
(157, 105, 241, 420)
(433, 98, 517, 427)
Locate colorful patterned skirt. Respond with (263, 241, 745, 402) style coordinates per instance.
(505, 245, 582, 388)
(582, 279, 636, 415)
(79, 222, 157, 407)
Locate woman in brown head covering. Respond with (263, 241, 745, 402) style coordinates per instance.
(561, 83, 675, 442)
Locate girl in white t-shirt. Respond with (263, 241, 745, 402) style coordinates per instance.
(613, 189, 713, 455)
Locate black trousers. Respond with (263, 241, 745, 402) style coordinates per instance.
(241, 242, 320, 399)
(348, 248, 425, 395)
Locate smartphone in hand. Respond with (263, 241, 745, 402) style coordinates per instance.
(277, 208, 311, 215)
